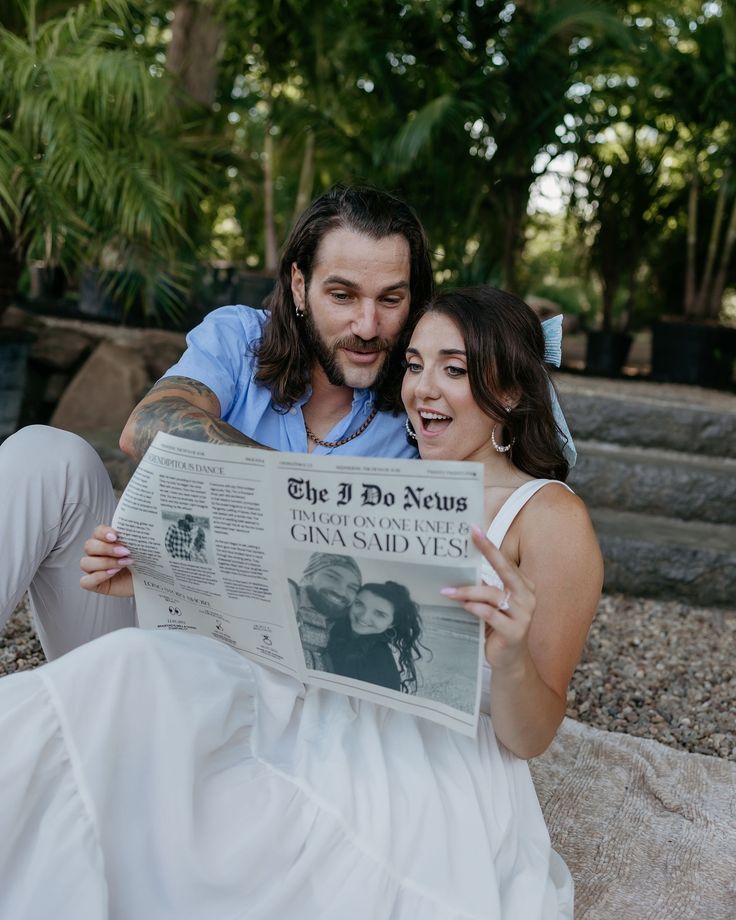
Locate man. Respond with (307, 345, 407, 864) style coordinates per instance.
(0, 185, 432, 659)
(288, 553, 362, 671)
(164, 515, 195, 561)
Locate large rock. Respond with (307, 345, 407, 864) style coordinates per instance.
(136, 329, 186, 381)
(51, 341, 150, 433)
(30, 327, 95, 372)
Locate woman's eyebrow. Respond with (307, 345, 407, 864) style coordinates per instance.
(405, 346, 466, 356)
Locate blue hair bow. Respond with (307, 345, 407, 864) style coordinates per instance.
(541, 315, 577, 469)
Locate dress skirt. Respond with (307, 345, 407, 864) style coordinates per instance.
(0, 629, 573, 920)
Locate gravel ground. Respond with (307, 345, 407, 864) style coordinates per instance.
(2, 592, 734, 761)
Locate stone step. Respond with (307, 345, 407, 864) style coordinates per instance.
(555, 374, 736, 459)
(590, 507, 736, 607)
(569, 440, 736, 525)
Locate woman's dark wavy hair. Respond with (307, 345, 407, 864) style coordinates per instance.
(255, 185, 433, 411)
(413, 286, 570, 481)
(360, 581, 427, 694)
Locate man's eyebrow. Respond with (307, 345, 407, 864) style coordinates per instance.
(405, 346, 467, 356)
(322, 275, 409, 293)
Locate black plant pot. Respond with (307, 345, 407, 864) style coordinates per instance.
(651, 320, 736, 390)
(0, 328, 35, 442)
(584, 330, 633, 378)
(78, 269, 145, 325)
(28, 263, 67, 302)
(232, 272, 276, 309)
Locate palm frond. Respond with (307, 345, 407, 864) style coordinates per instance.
(385, 93, 463, 177)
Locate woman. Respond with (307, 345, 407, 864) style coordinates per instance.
(0, 287, 602, 919)
(326, 581, 425, 692)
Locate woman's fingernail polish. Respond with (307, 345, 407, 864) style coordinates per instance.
(440, 587, 457, 596)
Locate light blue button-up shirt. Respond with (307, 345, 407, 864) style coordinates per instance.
(163, 306, 418, 459)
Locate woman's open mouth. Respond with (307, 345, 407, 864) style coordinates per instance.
(418, 410, 452, 435)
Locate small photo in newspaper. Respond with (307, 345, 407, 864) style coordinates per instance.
(286, 550, 482, 718)
(161, 511, 211, 565)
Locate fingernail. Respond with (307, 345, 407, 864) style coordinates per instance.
(106, 568, 118, 575)
(440, 587, 457, 596)
(470, 524, 484, 538)
(117, 559, 133, 566)
(106, 532, 116, 541)
(113, 546, 130, 556)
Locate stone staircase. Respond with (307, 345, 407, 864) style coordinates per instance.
(557, 374, 736, 607)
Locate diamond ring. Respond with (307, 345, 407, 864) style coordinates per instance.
(498, 591, 511, 611)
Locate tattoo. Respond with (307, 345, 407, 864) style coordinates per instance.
(147, 376, 218, 400)
(129, 381, 272, 461)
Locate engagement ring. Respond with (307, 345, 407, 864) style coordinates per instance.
(498, 591, 511, 611)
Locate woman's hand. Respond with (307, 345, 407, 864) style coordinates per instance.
(79, 525, 134, 598)
(442, 525, 536, 674)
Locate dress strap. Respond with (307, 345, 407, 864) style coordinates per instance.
(486, 479, 573, 549)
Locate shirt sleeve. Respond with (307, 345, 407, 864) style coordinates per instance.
(161, 306, 266, 418)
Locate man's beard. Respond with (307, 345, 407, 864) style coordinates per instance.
(303, 294, 393, 390)
(305, 584, 351, 620)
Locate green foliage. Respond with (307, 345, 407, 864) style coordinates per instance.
(0, 0, 213, 316)
(2, 0, 734, 325)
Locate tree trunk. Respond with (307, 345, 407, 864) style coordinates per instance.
(708, 191, 736, 320)
(263, 112, 279, 273)
(693, 168, 730, 318)
(684, 170, 699, 316)
(167, 0, 224, 107)
(292, 129, 316, 226)
(501, 183, 524, 293)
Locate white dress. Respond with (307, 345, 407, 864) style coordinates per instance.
(0, 480, 573, 920)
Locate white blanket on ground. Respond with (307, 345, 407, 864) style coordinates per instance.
(531, 718, 736, 919)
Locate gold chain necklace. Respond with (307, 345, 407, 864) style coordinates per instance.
(305, 407, 379, 448)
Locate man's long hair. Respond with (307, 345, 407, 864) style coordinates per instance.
(255, 185, 433, 412)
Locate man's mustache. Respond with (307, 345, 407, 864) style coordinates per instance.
(335, 336, 392, 353)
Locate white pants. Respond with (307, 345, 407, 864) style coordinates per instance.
(0, 425, 136, 659)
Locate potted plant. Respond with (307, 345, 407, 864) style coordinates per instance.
(0, 3, 211, 321)
(572, 124, 665, 377)
(0, 1, 216, 430)
(647, 12, 736, 389)
(650, 163, 736, 389)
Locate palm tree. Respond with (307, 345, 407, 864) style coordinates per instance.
(0, 0, 210, 317)
(376, 0, 633, 290)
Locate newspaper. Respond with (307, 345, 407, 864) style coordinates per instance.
(112, 432, 486, 735)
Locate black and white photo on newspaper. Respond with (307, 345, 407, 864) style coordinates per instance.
(113, 432, 486, 735)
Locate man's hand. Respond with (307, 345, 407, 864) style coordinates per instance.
(80, 526, 135, 597)
(119, 376, 272, 462)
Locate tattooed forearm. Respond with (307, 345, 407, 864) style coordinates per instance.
(123, 377, 272, 461)
(129, 398, 268, 461)
(147, 376, 217, 400)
